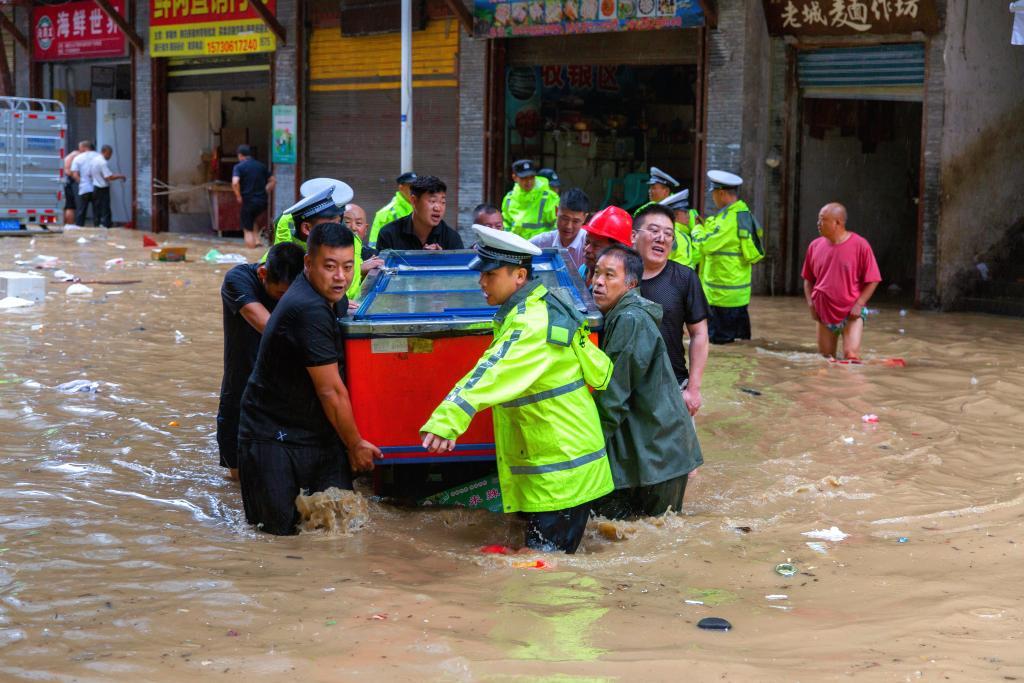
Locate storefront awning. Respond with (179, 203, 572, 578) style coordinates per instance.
(798, 44, 925, 101)
(473, 0, 709, 39)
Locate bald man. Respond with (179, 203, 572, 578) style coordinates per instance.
(344, 203, 384, 276)
(801, 203, 881, 360)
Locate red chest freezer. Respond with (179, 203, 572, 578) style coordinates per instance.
(342, 248, 601, 466)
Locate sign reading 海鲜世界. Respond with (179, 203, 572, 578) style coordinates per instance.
(474, 0, 704, 38)
(32, 0, 128, 61)
(149, 0, 277, 57)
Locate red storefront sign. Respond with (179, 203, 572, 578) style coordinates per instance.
(33, 0, 128, 61)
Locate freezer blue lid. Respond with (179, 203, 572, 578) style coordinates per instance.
(343, 248, 601, 336)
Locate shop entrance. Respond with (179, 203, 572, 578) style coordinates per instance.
(790, 43, 925, 296)
(164, 55, 271, 234)
(497, 30, 701, 210)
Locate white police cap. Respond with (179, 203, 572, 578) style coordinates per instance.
(648, 166, 680, 187)
(299, 177, 354, 208)
(707, 170, 743, 189)
(283, 186, 341, 221)
(468, 224, 542, 272)
(659, 188, 690, 211)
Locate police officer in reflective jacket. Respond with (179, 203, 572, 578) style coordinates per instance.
(502, 159, 559, 239)
(690, 171, 765, 344)
(420, 225, 615, 554)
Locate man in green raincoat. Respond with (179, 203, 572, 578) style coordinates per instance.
(590, 244, 703, 519)
(421, 225, 615, 554)
(501, 159, 558, 239)
(690, 170, 765, 344)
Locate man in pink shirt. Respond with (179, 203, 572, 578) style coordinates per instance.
(802, 203, 881, 360)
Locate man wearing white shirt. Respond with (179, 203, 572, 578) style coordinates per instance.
(528, 188, 589, 270)
(89, 145, 126, 228)
(70, 141, 101, 227)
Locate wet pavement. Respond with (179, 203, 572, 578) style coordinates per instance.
(1, 228, 1022, 681)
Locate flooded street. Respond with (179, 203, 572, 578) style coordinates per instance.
(1, 228, 1022, 682)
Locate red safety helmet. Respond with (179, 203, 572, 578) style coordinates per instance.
(585, 206, 633, 246)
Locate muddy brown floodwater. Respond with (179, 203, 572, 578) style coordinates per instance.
(1, 229, 1023, 682)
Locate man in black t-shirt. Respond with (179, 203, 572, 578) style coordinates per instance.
(237, 221, 382, 535)
(633, 204, 710, 417)
(376, 176, 464, 251)
(217, 242, 305, 481)
(232, 145, 276, 249)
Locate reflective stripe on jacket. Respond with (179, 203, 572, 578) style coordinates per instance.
(502, 178, 558, 240)
(690, 200, 765, 307)
(420, 280, 615, 513)
(369, 191, 413, 247)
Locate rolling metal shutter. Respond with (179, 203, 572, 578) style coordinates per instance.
(306, 19, 460, 225)
(798, 43, 926, 101)
(166, 54, 271, 92)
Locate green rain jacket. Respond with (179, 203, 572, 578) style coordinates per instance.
(595, 289, 703, 488)
(369, 191, 413, 247)
(690, 200, 764, 307)
(501, 177, 558, 240)
(421, 280, 615, 513)
(261, 212, 364, 300)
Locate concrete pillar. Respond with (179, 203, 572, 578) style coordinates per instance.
(457, 30, 486, 231)
(272, 0, 298, 213)
(133, 0, 153, 230)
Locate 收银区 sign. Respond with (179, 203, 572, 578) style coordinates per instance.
(149, 0, 277, 58)
(763, 0, 940, 36)
(271, 104, 296, 164)
(33, 0, 128, 61)
(475, 0, 704, 38)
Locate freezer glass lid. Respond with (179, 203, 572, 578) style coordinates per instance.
(353, 250, 587, 321)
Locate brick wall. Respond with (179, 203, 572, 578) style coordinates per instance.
(457, 30, 486, 235)
(14, 7, 30, 96)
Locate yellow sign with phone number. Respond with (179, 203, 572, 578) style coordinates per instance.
(148, 18, 275, 57)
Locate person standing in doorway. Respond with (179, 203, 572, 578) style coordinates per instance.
(802, 202, 882, 361)
(690, 171, 765, 344)
(89, 145, 126, 228)
(63, 142, 87, 226)
(232, 144, 276, 249)
(70, 141, 101, 227)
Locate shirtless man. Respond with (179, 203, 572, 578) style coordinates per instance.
(801, 203, 882, 360)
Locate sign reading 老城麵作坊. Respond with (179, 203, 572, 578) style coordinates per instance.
(762, 0, 940, 36)
(474, 0, 704, 38)
(32, 0, 128, 61)
(149, 0, 277, 58)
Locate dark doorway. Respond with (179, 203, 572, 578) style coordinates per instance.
(794, 98, 922, 295)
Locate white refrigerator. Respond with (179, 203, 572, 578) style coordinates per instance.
(95, 99, 133, 225)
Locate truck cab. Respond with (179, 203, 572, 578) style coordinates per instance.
(0, 97, 65, 232)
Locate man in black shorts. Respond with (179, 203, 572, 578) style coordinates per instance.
(232, 145, 276, 249)
(237, 220, 381, 535)
(217, 242, 305, 481)
(632, 204, 710, 416)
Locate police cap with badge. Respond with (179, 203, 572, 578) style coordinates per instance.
(299, 177, 354, 209)
(511, 159, 538, 178)
(648, 166, 680, 188)
(285, 186, 343, 223)
(707, 170, 743, 190)
(468, 224, 542, 272)
(659, 189, 690, 211)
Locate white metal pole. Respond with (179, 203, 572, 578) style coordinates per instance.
(400, 0, 413, 172)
